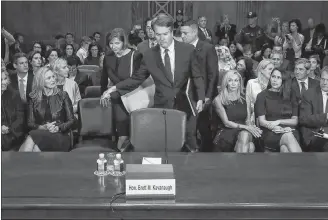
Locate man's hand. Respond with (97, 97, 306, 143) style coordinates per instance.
(254, 50, 261, 57)
(48, 126, 59, 133)
(196, 100, 203, 113)
(2, 125, 9, 134)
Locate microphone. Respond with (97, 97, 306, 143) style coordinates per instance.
(162, 109, 169, 164)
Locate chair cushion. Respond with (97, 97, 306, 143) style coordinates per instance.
(130, 108, 186, 152)
(85, 86, 101, 98)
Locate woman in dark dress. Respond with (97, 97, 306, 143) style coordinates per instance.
(100, 28, 142, 151)
(2, 69, 25, 151)
(213, 70, 262, 152)
(255, 68, 302, 152)
(84, 43, 101, 66)
(19, 66, 75, 152)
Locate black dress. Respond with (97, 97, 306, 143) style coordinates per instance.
(255, 90, 300, 152)
(101, 50, 142, 136)
(28, 92, 75, 152)
(213, 96, 247, 152)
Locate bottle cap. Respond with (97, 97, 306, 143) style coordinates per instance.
(99, 153, 104, 159)
(116, 153, 121, 159)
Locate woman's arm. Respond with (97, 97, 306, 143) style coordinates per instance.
(245, 81, 253, 124)
(27, 99, 47, 130)
(278, 116, 298, 126)
(58, 92, 75, 133)
(213, 95, 242, 129)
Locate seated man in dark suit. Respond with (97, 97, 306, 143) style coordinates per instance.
(180, 20, 218, 151)
(198, 16, 213, 44)
(102, 14, 205, 152)
(67, 56, 92, 98)
(137, 17, 158, 55)
(299, 66, 328, 152)
(291, 58, 319, 105)
(270, 50, 293, 78)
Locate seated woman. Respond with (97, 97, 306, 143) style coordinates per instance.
(308, 54, 321, 81)
(246, 59, 274, 125)
(63, 44, 81, 65)
(236, 56, 256, 87)
(255, 68, 302, 152)
(19, 67, 75, 152)
(254, 43, 272, 63)
(28, 51, 43, 75)
(213, 70, 262, 152)
(216, 45, 236, 89)
(45, 48, 60, 67)
(84, 43, 101, 66)
(52, 58, 81, 114)
(228, 41, 242, 61)
(2, 69, 25, 151)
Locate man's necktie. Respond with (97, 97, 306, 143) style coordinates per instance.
(19, 78, 26, 102)
(300, 82, 306, 98)
(164, 49, 173, 82)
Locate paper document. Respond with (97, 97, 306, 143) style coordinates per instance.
(142, 157, 162, 164)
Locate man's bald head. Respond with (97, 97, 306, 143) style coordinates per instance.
(308, 17, 315, 29)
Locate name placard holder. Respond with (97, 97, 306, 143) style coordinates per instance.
(125, 164, 176, 201)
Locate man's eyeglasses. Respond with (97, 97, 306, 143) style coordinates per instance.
(320, 78, 328, 83)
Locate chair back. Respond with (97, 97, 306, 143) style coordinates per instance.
(130, 108, 186, 152)
(78, 98, 113, 137)
(85, 86, 101, 98)
(78, 65, 100, 72)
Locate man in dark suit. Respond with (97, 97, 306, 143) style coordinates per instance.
(299, 66, 328, 152)
(9, 53, 33, 103)
(102, 14, 205, 152)
(67, 57, 92, 98)
(198, 16, 213, 44)
(181, 20, 218, 151)
(302, 17, 316, 58)
(270, 50, 293, 78)
(137, 17, 158, 55)
(291, 58, 319, 105)
(9, 52, 34, 133)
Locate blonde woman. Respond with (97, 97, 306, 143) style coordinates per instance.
(19, 67, 75, 152)
(246, 59, 274, 125)
(213, 70, 262, 152)
(216, 45, 237, 89)
(52, 58, 81, 114)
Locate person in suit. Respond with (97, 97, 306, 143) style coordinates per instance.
(299, 66, 328, 152)
(291, 58, 319, 105)
(9, 53, 34, 104)
(303, 18, 316, 58)
(66, 56, 92, 98)
(215, 14, 237, 45)
(2, 69, 25, 151)
(102, 14, 205, 152)
(173, 10, 184, 36)
(198, 16, 213, 44)
(270, 50, 293, 78)
(137, 17, 158, 55)
(180, 20, 218, 151)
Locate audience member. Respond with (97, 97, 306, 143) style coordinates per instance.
(65, 33, 79, 51)
(137, 17, 158, 55)
(198, 16, 213, 44)
(256, 68, 302, 152)
(215, 14, 237, 44)
(228, 41, 242, 60)
(84, 43, 101, 66)
(76, 36, 92, 64)
(311, 23, 328, 67)
(28, 51, 43, 74)
(1, 69, 25, 151)
(303, 17, 316, 57)
(308, 54, 321, 80)
(213, 70, 261, 152)
(236, 56, 256, 87)
(173, 10, 184, 35)
(45, 49, 60, 67)
(283, 19, 304, 59)
(19, 66, 75, 152)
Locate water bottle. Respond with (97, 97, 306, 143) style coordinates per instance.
(114, 153, 124, 172)
(97, 153, 107, 174)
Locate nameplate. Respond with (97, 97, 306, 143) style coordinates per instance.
(125, 164, 176, 199)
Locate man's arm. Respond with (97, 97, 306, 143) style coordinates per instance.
(299, 91, 327, 128)
(205, 44, 218, 99)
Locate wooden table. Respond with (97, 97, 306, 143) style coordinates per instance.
(2, 152, 328, 219)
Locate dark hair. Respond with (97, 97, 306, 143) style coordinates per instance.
(66, 56, 81, 67)
(261, 43, 272, 58)
(28, 51, 42, 63)
(236, 56, 255, 87)
(45, 49, 61, 63)
(151, 14, 174, 31)
(13, 33, 23, 41)
(64, 43, 76, 57)
(93, 32, 101, 37)
(144, 17, 153, 27)
(267, 68, 292, 101)
(289, 19, 302, 33)
(183, 19, 198, 28)
(108, 28, 128, 49)
(32, 41, 46, 57)
(55, 34, 65, 40)
(13, 52, 28, 66)
(65, 32, 74, 38)
(315, 23, 326, 35)
(198, 16, 206, 20)
(87, 43, 101, 59)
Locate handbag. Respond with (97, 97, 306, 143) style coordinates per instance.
(121, 51, 155, 113)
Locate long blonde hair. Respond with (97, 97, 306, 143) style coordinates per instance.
(256, 59, 274, 89)
(220, 70, 244, 105)
(29, 66, 59, 102)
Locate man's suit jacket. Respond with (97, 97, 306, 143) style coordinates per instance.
(198, 27, 213, 44)
(299, 86, 327, 147)
(74, 71, 92, 98)
(137, 40, 150, 55)
(9, 71, 34, 103)
(113, 40, 205, 115)
(194, 40, 218, 99)
(291, 77, 319, 105)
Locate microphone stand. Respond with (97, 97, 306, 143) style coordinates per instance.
(162, 110, 169, 164)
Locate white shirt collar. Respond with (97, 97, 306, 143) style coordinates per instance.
(191, 38, 199, 48)
(297, 77, 309, 86)
(17, 73, 28, 82)
(160, 40, 175, 54)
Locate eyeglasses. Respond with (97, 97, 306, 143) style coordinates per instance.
(320, 78, 328, 83)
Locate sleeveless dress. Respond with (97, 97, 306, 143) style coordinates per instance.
(213, 95, 247, 152)
(255, 90, 300, 152)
